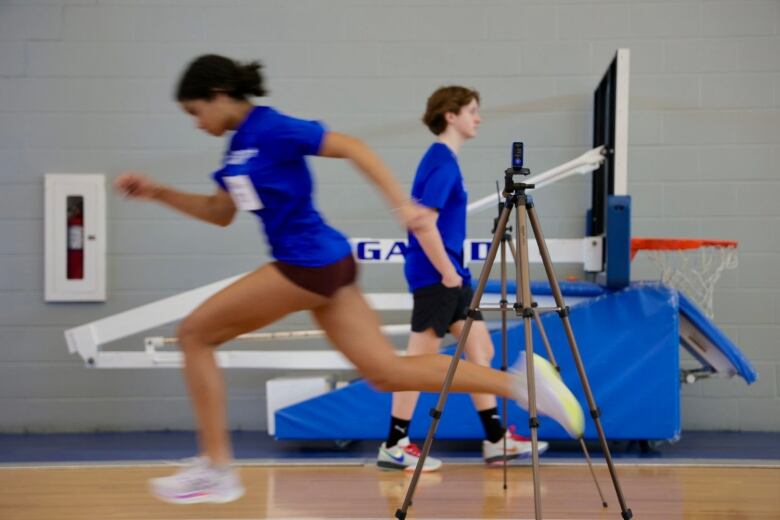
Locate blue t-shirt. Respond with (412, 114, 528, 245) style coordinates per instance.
(212, 106, 351, 267)
(404, 142, 471, 291)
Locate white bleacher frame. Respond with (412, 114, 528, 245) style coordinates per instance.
(65, 145, 607, 370)
(66, 47, 637, 370)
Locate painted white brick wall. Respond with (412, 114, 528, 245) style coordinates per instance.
(0, 0, 778, 432)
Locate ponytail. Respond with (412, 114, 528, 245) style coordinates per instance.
(176, 54, 267, 101)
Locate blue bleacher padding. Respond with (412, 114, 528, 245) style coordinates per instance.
(275, 283, 681, 441)
(480, 279, 606, 297)
(678, 291, 758, 384)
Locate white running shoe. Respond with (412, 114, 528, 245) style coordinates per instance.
(483, 425, 549, 465)
(511, 352, 586, 438)
(149, 456, 245, 504)
(377, 436, 443, 472)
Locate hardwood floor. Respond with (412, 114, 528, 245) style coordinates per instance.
(1, 463, 778, 519)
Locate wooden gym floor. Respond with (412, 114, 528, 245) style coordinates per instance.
(1, 462, 778, 519)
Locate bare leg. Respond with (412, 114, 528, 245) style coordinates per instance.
(311, 284, 516, 397)
(390, 330, 443, 420)
(450, 320, 497, 411)
(392, 319, 498, 420)
(177, 264, 327, 465)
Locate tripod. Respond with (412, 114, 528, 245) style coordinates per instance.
(395, 167, 633, 520)
(494, 197, 607, 505)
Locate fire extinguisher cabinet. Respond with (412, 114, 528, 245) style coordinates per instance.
(44, 174, 106, 302)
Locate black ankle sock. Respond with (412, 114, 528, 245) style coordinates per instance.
(386, 416, 411, 448)
(478, 407, 506, 443)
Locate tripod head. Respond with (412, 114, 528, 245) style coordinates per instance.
(492, 189, 513, 237)
(503, 142, 534, 197)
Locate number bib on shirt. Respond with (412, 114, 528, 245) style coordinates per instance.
(224, 175, 263, 211)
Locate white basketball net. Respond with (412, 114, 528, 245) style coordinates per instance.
(643, 245, 738, 319)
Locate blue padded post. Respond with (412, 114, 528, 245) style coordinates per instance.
(606, 195, 631, 289)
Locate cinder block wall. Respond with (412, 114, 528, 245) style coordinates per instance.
(0, 0, 777, 432)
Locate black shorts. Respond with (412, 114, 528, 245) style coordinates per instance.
(410, 283, 484, 338)
(273, 254, 357, 298)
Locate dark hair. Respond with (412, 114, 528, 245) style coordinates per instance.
(176, 54, 267, 101)
(422, 86, 480, 135)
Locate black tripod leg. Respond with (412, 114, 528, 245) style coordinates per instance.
(500, 238, 509, 490)
(395, 202, 515, 520)
(527, 202, 633, 520)
(530, 309, 609, 507)
(532, 309, 559, 370)
(507, 238, 560, 371)
(580, 438, 609, 508)
(513, 230, 607, 505)
(516, 201, 543, 520)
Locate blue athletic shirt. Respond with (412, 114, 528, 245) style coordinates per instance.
(404, 142, 471, 291)
(211, 106, 351, 267)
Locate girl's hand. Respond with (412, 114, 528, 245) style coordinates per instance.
(114, 171, 160, 200)
(394, 200, 429, 233)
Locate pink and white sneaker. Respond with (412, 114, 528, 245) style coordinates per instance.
(149, 456, 245, 504)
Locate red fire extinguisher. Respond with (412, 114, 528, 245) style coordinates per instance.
(67, 205, 84, 280)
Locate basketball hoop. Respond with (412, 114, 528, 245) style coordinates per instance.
(630, 238, 738, 319)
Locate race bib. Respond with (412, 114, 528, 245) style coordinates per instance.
(224, 175, 263, 211)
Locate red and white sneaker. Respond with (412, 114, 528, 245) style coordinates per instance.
(483, 425, 549, 465)
(377, 436, 442, 472)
